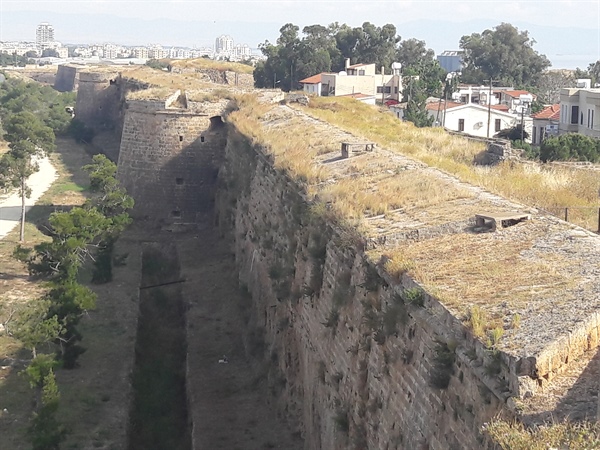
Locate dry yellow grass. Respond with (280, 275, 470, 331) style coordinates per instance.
(126, 86, 175, 101)
(302, 97, 600, 230)
(377, 224, 575, 314)
(228, 97, 332, 185)
(169, 58, 255, 74)
(321, 170, 474, 219)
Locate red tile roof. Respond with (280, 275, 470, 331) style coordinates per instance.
(532, 104, 560, 120)
(299, 73, 323, 84)
(490, 104, 510, 112)
(426, 101, 462, 111)
(503, 90, 533, 98)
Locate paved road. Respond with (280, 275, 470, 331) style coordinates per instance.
(0, 156, 57, 239)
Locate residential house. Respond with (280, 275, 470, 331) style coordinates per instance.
(427, 101, 532, 140)
(558, 80, 600, 138)
(299, 73, 324, 96)
(453, 86, 535, 113)
(299, 59, 403, 103)
(531, 104, 559, 145)
(499, 90, 535, 114)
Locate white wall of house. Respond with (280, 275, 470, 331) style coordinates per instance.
(303, 83, 321, 95)
(317, 69, 402, 101)
(559, 87, 600, 138)
(532, 119, 559, 145)
(430, 104, 531, 140)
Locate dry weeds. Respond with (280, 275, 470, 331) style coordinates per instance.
(169, 57, 254, 74)
(302, 97, 600, 230)
(379, 223, 576, 314)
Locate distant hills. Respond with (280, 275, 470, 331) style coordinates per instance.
(0, 11, 596, 69)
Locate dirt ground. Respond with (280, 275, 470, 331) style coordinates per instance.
(177, 223, 303, 450)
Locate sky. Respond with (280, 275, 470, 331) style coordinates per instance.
(0, 0, 599, 69)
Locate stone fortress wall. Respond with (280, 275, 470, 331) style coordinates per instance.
(215, 132, 508, 449)
(117, 95, 230, 224)
(73, 69, 600, 449)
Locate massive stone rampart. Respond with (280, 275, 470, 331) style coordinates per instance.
(117, 98, 230, 224)
(78, 69, 600, 447)
(215, 128, 509, 449)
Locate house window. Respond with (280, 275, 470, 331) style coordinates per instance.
(394, 87, 398, 94)
(532, 126, 537, 144)
(495, 119, 501, 132)
(172, 210, 181, 218)
(571, 105, 579, 124)
(377, 86, 383, 93)
(592, 109, 594, 129)
(179, 135, 183, 142)
(176, 177, 184, 185)
(200, 136, 205, 142)
(358, 70, 365, 75)
(581, 112, 584, 125)
(458, 119, 465, 132)
(384, 86, 391, 94)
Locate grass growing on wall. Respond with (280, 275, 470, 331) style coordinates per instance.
(485, 420, 600, 449)
(169, 58, 255, 74)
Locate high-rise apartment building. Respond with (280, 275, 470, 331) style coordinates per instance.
(36, 22, 54, 52)
(215, 35, 234, 54)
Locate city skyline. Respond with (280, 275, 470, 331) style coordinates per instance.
(0, 1, 599, 69)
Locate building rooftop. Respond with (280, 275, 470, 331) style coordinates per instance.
(299, 73, 324, 84)
(532, 104, 560, 120)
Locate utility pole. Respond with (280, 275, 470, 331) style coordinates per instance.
(520, 105, 525, 142)
(485, 78, 495, 138)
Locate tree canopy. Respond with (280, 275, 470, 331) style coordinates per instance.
(575, 60, 600, 86)
(540, 134, 600, 163)
(254, 22, 402, 91)
(0, 77, 76, 135)
(459, 23, 550, 87)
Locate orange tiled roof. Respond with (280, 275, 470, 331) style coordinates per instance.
(503, 90, 533, 98)
(299, 73, 324, 84)
(425, 101, 462, 111)
(532, 104, 560, 120)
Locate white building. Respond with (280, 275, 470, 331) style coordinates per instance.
(531, 104, 560, 145)
(148, 45, 167, 60)
(300, 60, 403, 102)
(558, 79, 600, 138)
(56, 47, 68, 59)
(215, 35, 234, 54)
(36, 22, 54, 52)
(427, 101, 531, 141)
(103, 43, 118, 59)
(133, 47, 149, 59)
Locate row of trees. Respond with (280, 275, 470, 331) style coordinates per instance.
(0, 77, 76, 241)
(255, 22, 552, 93)
(0, 75, 132, 447)
(253, 22, 557, 128)
(8, 155, 133, 448)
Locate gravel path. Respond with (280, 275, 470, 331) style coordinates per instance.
(0, 156, 57, 239)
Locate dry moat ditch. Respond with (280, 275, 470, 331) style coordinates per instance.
(126, 225, 303, 450)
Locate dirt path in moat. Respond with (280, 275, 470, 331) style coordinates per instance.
(177, 224, 303, 450)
